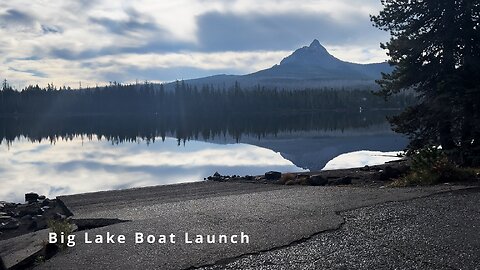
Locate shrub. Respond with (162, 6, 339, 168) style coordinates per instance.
(391, 147, 475, 186)
(279, 173, 296, 185)
(47, 219, 73, 250)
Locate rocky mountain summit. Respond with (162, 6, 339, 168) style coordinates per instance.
(165, 39, 392, 90)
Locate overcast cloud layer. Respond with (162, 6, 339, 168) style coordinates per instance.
(0, 0, 389, 88)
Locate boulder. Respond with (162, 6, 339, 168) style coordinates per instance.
(308, 175, 328, 186)
(265, 171, 282, 180)
(208, 172, 225, 181)
(329, 176, 353, 186)
(20, 214, 32, 220)
(53, 213, 67, 220)
(0, 218, 20, 230)
(41, 199, 51, 207)
(360, 165, 371, 171)
(17, 205, 42, 216)
(38, 195, 46, 200)
(0, 215, 12, 222)
(25, 193, 39, 204)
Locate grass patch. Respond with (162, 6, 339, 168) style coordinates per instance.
(278, 173, 313, 185)
(390, 147, 477, 187)
(47, 219, 73, 250)
(279, 173, 296, 185)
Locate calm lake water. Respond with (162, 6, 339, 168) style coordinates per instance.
(0, 112, 407, 202)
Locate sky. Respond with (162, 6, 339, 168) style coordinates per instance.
(0, 0, 389, 89)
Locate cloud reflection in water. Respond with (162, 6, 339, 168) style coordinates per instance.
(323, 150, 403, 170)
(0, 137, 305, 202)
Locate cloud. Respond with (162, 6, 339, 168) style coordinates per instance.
(8, 67, 47, 78)
(89, 8, 160, 35)
(47, 38, 193, 60)
(0, 9, 35, 28)
(3, 50, 288, 87)
(196, 11, 388, 51)
(0, 0, 390, 88)
(322, 150, 403, 170)
(41, 25, 62, 34)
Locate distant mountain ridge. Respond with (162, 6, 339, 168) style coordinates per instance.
(164, 39, 392, 90)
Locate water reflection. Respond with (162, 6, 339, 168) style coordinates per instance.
(323, 151, 403, 170)
(0, 111, 408, 202)
(0, 137, 304, 202)
(0, 112, 396, 145)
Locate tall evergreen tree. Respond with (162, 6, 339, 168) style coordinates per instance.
(371, 0, 480, 164)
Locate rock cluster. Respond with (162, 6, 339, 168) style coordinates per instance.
(205, 172, 244, 182)
(0, 193, 69, 241)
(205, 171, 353, 186)
(205, 160, 411, 187)
(265, 171, 282, 180)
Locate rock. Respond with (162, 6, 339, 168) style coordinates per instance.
(208, 172, 226, 181)
(0, 229, 50, 269)
(20, 214, 33, 220)
(245, 175, 253, 180)
(17, 205, 42, 216)
(360, 165, 371, 171)
(25, 193, 39, 203)
(0, 215, 12, 221)
(329, 176, 353, 186)
(41, 199, 51, 206)
(38, 195, 46, 200)
(308, 175, 328, 186)
(265, 171, 282, 180)
(379, 166, 402, 181)
(53, 213, 67, 220)
(0, 218, 20, 230)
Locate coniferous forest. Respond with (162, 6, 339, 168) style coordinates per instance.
(0, 80, 414, 116)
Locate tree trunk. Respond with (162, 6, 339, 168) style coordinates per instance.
(439, 120, 456, 150)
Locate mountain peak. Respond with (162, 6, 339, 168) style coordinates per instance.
(280, 39, 337, 67)
(309, 39, 321, 48)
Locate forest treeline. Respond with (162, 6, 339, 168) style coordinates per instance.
(0, 111, 396, 145)
(0, 80, 414, 115)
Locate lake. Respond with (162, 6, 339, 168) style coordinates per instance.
(0, 111, 407, 202)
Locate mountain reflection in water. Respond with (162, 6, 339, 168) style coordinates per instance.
(0, 111, 407, 201)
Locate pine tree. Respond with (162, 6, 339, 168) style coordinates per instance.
(371, 0, 480, 164)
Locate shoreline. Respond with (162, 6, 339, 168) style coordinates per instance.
(206, 159, 411, 187)
(1, 168, 479, 269)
